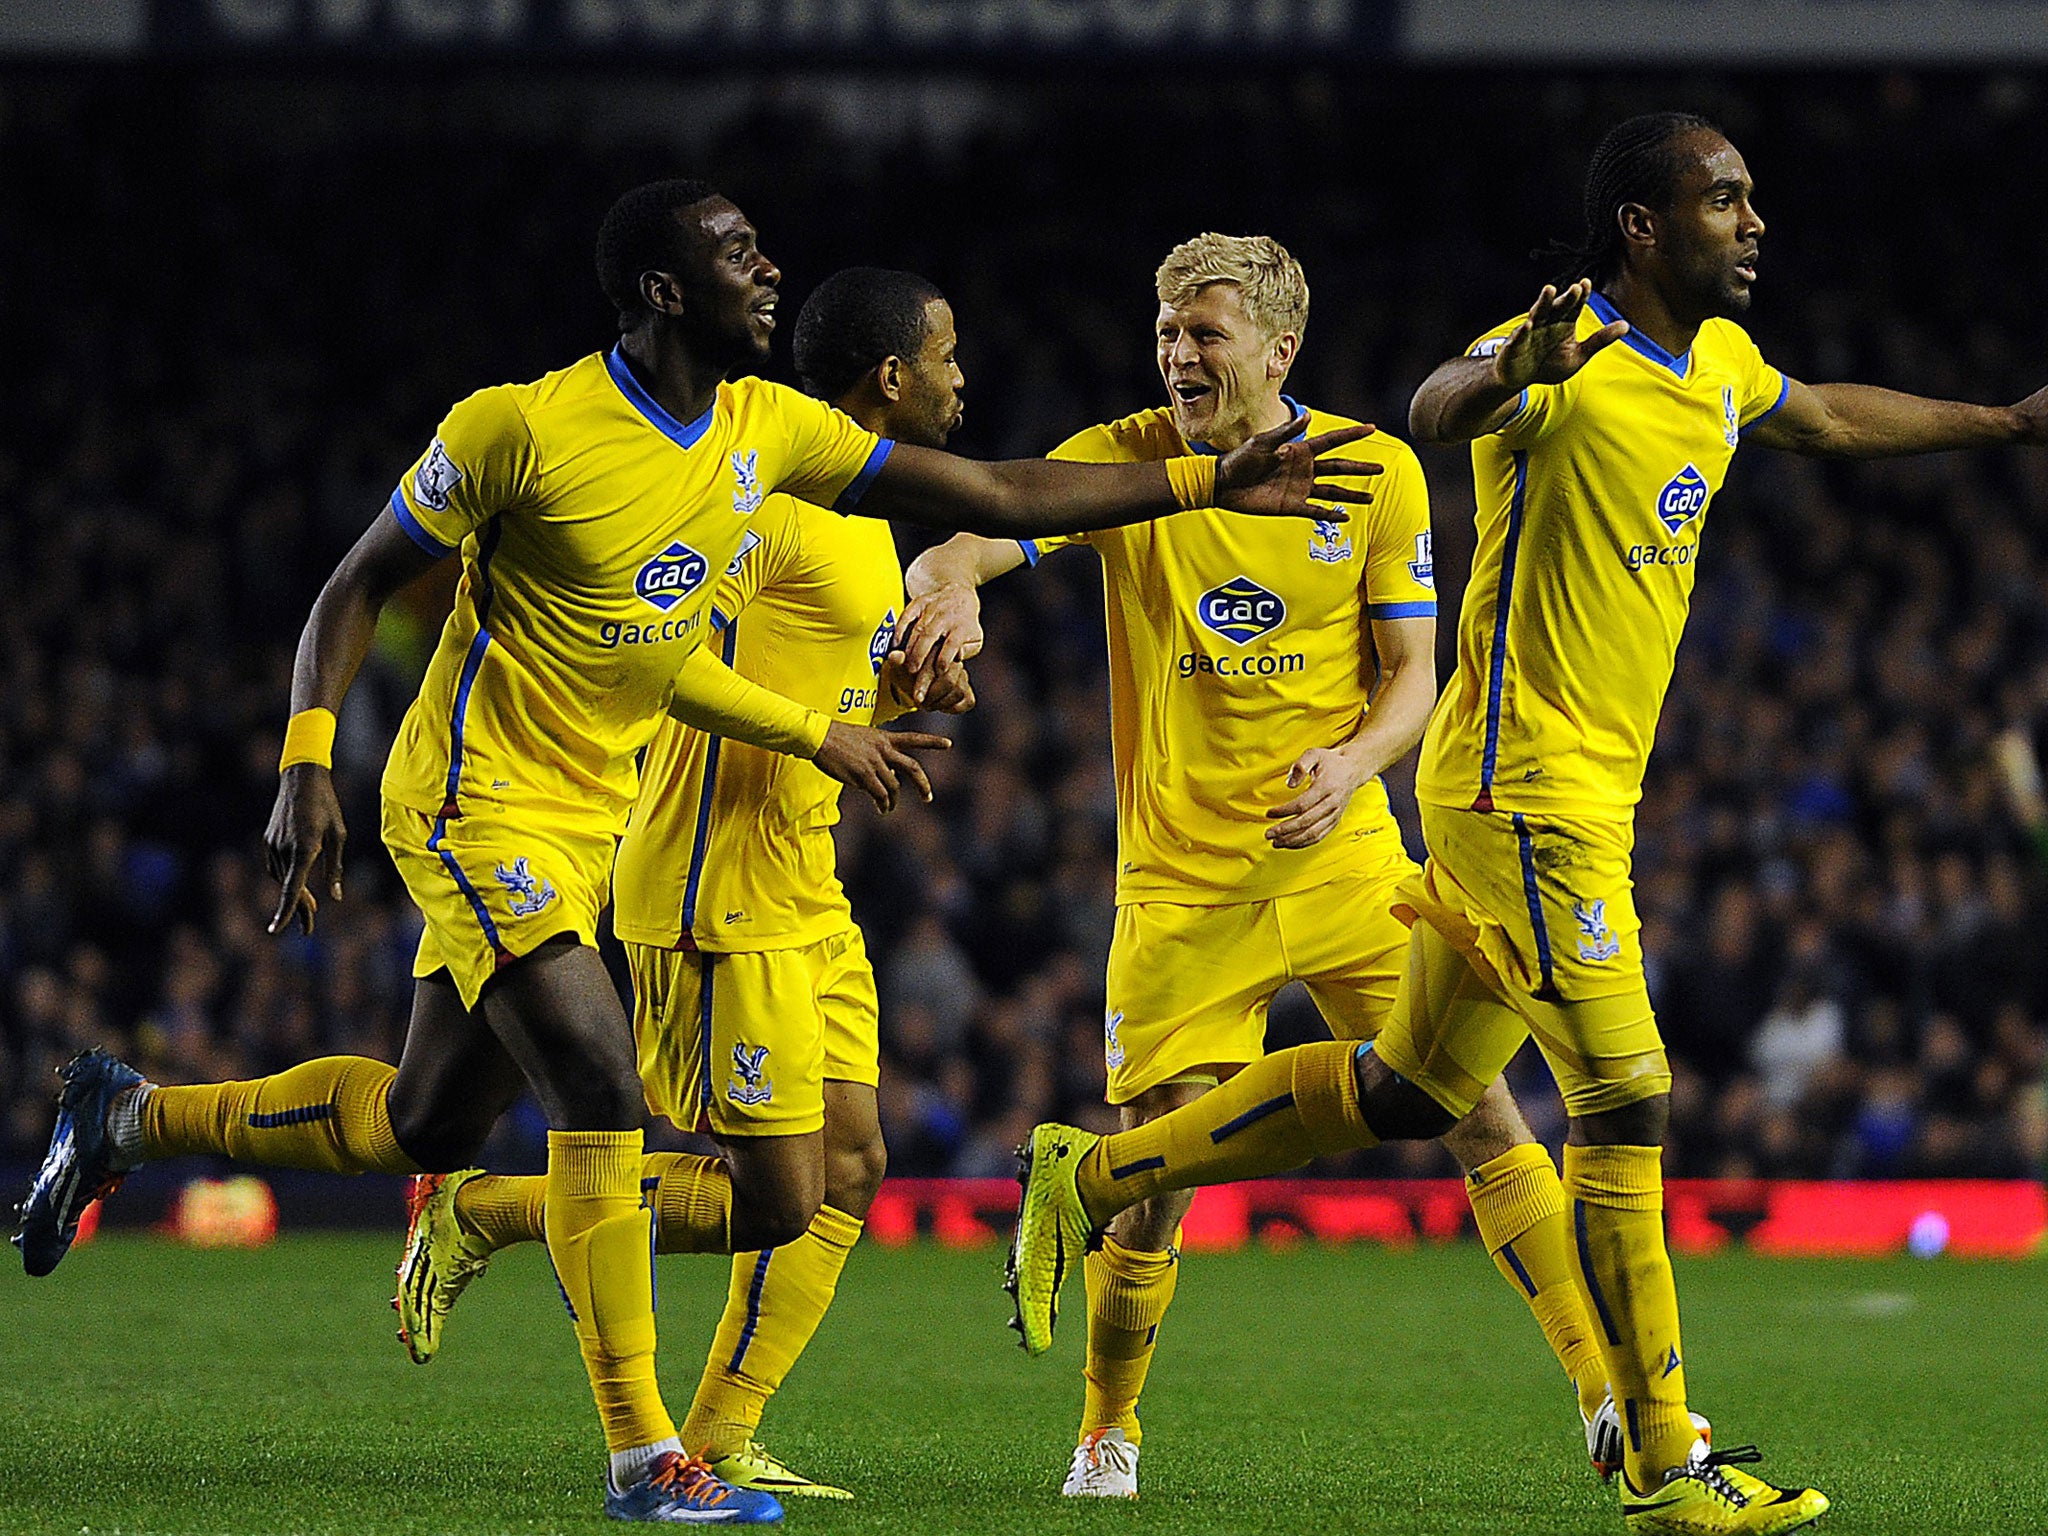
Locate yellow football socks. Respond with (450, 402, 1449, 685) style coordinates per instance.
(1075, 1042, 1374, 1222)
(1464, 1144, 1607, 1417)
(1563, 1143, 1695, 1486)
(680, 1203, 864, 1458)
(545, 1130, 675, 1454)
(1080, 1233, 1179, 1444)
(453, 1171, 548, 1251)
(141, 1056, 418, 1174)
(449, 1152, 733, 1256)
(647, 1152, 735, 1254)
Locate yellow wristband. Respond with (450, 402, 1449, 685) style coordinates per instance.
(279, 707, 338, 772)
(1165, 454, 1218, 512)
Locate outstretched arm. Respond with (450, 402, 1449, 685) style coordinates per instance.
(1409, 279, 1629, 445)
(1266, 616, 1437, 849)
(267, 509, 443, 934)
(858, 416, 1380, 536)
(1745, 377, 2048, 458)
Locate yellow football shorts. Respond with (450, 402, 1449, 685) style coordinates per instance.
(382, 799, 610, 1010)
(1101, 862, 1415, 1105)
(627, 926, 879, 1139)
(1374, 802, 1670, 1120)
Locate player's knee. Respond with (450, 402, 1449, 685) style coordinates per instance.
(824, 1130, 887, 1218)
(388, 1104, 485, 1173)
(1571, 1093, 1669, 1147)
(1358, 1066, 1458, 1143)
(549, 1062, 645, 1131)
(742, 1184, 821, 1249)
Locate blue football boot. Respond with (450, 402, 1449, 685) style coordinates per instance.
(605, 1451, 784, 1524)
(14, 1048, 144, 1276)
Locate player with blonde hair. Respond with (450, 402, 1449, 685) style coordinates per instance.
(1010, 113, 2048, 1533)
(16, 182, 1375, 1526)
(901, 231, 1610, 1498)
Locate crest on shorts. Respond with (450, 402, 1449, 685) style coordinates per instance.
(1104, 1010, 1126, 1071)
(413, 439, 463, 512)
(493, 857, 557, 919)
(1572, 899, 1620, 963)
(728, 1043, 773, 1106)
(732, 450, 763, 516)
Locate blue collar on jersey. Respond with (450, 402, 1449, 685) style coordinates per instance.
(605, 344, 717, 449)
(1587, 291, 1690, 379)
(1186, 394, 1306, 455)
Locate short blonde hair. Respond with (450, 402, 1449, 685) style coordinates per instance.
(1154, 233, 1309, 342)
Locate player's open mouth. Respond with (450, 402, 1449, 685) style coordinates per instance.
(751, 299, 778, 328)
(1172, 381, 1211, 403)
(1734, 255, 1758, 282)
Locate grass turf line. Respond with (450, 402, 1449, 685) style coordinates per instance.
(2, 1233, 2042, 1535)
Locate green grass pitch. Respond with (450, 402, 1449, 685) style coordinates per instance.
(3, 1233, 2042, 1535)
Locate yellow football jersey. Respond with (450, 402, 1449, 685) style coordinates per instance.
(1416, 295, 1787, 819)
(1024, 403, 1435, 903)
(379, 348, 890, 834)
(612, 492, 905, 952)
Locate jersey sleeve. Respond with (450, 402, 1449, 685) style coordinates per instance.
(1018, 422, 1130, 564)
(1465, 314, 1572, 446)
(665, 642, 831, 758)
(767, 386, 894, 512)
(1359, 448, 1437, 621)
(709, 493, 804, 628)
(389, 386, 538, 557)
(1733, 326, 1791, 430)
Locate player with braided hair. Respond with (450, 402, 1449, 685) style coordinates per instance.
(1006, 110, 2048, 1535)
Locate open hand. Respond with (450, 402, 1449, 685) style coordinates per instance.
(1489, 279, 1629, 390)
(1215, 418, 1382, 521)
(812, 721, 951, 812)
(1266, 745, 1368, 849)
(265, 764, 346, 934)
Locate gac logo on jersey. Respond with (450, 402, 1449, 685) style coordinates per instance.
(413, 439, 462, 512)
(1655, 463, 1710, 534)
(869, 609, 896, 676)
(732, 450, 763, 516)
(1408, 530, 1435, 588)
(1197, 576, 1286, 644)
(493, 857, 556, 919)
(728, 1043, 773, 1107)
(635, 541, 710, 612)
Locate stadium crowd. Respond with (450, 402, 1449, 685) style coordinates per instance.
(3, 69, 2046, 1184)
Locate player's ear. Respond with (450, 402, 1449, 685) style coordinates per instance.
(1268, 330, 1299, 382)
(876, 355, 904, 403)
(638, 269, 687, 319)
(1617, 202, 1657, 256)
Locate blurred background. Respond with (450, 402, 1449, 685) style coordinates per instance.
(5, 3, 2048, 1199)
